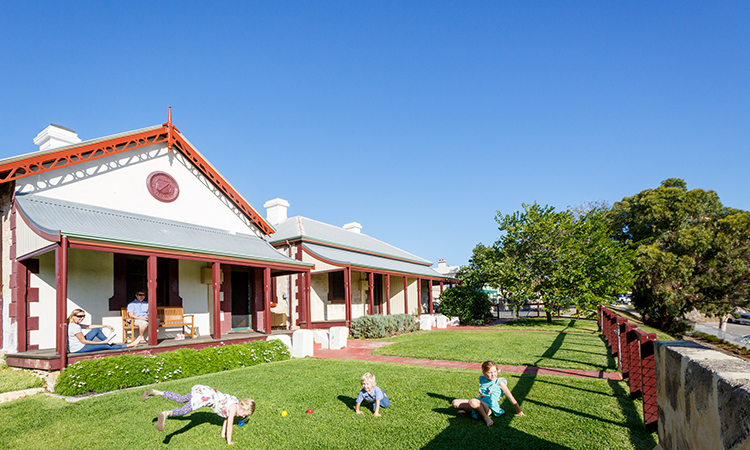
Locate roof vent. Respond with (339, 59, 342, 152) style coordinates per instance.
(33, 124, 82, 151)
(264, 198, 290, 225)
(343, 222, 362, 233)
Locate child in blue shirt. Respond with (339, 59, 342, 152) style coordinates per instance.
(452, 361, 525, 426)
(355, 372, 390, 417)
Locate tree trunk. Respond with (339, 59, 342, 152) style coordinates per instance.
(719, 314, 729, 332)
(545, 310, 553, 323)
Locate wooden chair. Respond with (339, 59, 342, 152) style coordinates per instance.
(157, 306, 195, 339)
(120, 308, 138, 344)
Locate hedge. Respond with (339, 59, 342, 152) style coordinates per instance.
(349, 314, 419, 339)
(55, 339, 289, 396)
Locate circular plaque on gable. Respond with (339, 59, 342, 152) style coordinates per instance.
(147, 171, 180, 203)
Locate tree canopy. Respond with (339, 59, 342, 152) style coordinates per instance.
(462, 202, 635, 322)
(609, 178, 750, 331)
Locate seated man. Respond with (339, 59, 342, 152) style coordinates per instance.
(128, 291, 149, 342)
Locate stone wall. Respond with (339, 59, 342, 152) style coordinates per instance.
(655, 340, 750, 450)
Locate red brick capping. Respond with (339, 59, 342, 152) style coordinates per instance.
(599, 306, 658, 431)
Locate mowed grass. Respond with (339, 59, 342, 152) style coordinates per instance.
(0, 358, 657, 450)
(373, 327, 617, 372)
(0, 362, 44, 394)
(491, 318, 601, 333)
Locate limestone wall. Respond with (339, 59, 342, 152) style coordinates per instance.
(655, 341, 750, 450)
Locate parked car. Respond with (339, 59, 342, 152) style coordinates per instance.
(729, 311, 750, 325)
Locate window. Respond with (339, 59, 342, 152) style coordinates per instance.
(327, 271, 345, 303)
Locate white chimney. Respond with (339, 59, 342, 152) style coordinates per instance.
(33, 124, 82, 151)
(438, 259, 447, 269)
(343, 222, 362, 233)
(264, 198, 290, 225)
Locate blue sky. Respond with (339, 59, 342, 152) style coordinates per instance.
(1, 1, 748, 267)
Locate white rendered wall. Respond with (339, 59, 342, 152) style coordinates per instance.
(390, 276, 406, 315)
(179, 260, 211, 337)
(16, 214, 54, 259)
(406, 278, 418, 316)
(16, 144, 260, 236)
(310, 273, 326, 322)
(28, 253, 56, 349)
(1, 190, 16, 352)
(350, 271, 368, 320)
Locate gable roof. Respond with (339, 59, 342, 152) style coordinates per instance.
(0, 122, 275, 235)
(15, 193, 310, 269)
(270, 216, 432, 266)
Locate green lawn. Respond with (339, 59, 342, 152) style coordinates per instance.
(0, 358, 657, 450)
(373, 328, 617, 372)
(0, 361, 44, 394)
(490, 317, 601, 333)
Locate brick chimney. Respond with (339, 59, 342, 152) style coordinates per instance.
(343, 222, 362, 233)
(264, 198, 290, 225)
(33, 124, 81, 151)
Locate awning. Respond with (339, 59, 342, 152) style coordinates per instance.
(15, 193, 312, 269)
(302, 242, 451, 280)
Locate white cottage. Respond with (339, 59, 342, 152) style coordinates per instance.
(1, 115, 312, 369)
(263, 199, 455, 328)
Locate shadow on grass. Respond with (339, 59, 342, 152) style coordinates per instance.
(154, 412, 223, 444)
(424, 406, 573, 449)
(609, 380, 658, 449)
(337, 395, 358, 411)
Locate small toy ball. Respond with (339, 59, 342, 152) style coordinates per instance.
(238, 421, 245, 426)
(281, 411, 288, 417)
(306, 408, 313, 414)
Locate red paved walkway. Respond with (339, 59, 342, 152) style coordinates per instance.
(312, 338, 622, 381)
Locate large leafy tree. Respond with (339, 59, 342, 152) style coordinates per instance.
(609, 178, 750, 331)
(463, 202, 634, 322)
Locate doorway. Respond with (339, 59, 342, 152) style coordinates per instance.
(231, 269, 252, 329)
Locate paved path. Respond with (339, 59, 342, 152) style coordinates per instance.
(313, 336, 622, 381)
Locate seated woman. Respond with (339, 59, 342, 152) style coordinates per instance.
(67, 308, 143, 353)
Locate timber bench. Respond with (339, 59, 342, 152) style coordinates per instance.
(157, 306, 195, 339)
(120, 306, 195, 343)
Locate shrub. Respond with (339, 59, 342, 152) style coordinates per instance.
(438, 286, 493, 325)
(55, 339, 290, 396)
(350, 314, 418, 339)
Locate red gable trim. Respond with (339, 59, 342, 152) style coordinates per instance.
(170, 130, 274, 235)
(0, 124, 275, 235)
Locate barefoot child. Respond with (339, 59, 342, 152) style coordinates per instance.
(142, 384, 255, 445)
(355, 372, 390, 417)
(451, 361, 525, 426)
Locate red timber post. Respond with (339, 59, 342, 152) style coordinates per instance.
(212, 262, 222, 339)
(368, 272, 375, 315)
(417, 278, 422, 314)
(345, 267, 352, 325)
(625, 323, 641, 395)
(56, 237, 69, 369)
(638, 331, 658, 430)
(403, 276, 409, 315)
(305, 271, 312, 329)
(440, 281, 444, 294)
(428, 280, 434, 314)
(615, 316, 628, 371)
(147, 256, 158, 346)
(385, 274, 391, 315)
(621, 322, 637, 380)
(263, 267, 272, 333)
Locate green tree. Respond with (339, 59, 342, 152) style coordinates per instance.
(489, 203, 634, 322)
(609, 178, 750, 332)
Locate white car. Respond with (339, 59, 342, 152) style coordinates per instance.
(729, 312, 750, 326)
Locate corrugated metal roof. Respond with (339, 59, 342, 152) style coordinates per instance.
(271, 216, 432, 265)
(303, 243, 449, 279)
(15, 194, 311, 268)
